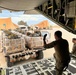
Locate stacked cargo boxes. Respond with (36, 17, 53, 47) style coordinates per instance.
(4, 38, 25, 54)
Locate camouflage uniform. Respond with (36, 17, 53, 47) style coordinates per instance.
(44, 38, 70, 75)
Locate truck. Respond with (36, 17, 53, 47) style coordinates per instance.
(0, 30, 26, 66)
(0, 29, 51, 67)
(13, 29, 51, 58)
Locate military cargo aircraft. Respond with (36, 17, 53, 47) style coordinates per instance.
(0, 0, 76, 75)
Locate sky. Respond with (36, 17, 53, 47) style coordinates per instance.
(0, 10, 57, 26)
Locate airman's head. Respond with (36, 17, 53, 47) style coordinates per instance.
(54, 31, 62, 40)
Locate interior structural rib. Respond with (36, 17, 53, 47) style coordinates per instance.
(35, 0, 76, 34)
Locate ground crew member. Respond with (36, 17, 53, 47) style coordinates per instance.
(71, 38, 76, 55)
(43, 30, 70, 75)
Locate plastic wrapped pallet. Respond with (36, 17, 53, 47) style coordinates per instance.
(0, 31, 7, 52)
(25, 36, 44, 49)
(3, 38, 25, 54)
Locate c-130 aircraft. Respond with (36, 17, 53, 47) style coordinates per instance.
(0, 0, 76, 75)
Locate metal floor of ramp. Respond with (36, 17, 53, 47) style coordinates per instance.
(5, 57, 76, 75)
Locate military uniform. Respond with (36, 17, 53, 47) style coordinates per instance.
(44, 38, 70, 75)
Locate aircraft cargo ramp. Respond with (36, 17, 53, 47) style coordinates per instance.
(3, 57, 76, 75)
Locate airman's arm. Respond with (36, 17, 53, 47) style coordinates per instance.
(44, 41, 56, 49)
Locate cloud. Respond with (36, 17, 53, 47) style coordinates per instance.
(0, 10, 57, 26)
(11, 14, 43, 24)
(19, 14, 41, 21)
(11, 14, 57, 26)
(0, 10, 24, 17)
(11, 17, 22, 24)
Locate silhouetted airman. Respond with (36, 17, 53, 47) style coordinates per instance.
(43, 31, 70, 75)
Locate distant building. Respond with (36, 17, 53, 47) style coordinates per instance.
(0, 18, 18, 30)
(34, 20, 50, 29)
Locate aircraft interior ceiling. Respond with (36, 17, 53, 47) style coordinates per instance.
(0, 0, 48, 11)
(35, 0, 76, 34)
